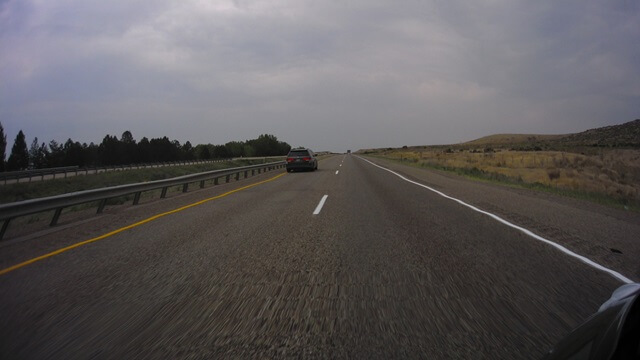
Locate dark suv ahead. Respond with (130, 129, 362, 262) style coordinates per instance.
(286, 148, 318, 172)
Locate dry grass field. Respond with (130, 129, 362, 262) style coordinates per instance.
(362, 120, 640, 208)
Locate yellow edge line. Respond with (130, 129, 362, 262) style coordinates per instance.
(0, 172, 287, 276)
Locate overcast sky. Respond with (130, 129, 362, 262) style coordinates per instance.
(1, 0, 639, 151)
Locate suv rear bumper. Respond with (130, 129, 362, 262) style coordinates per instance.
(286, 162, 315, 171)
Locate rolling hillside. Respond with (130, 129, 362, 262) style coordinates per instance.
(360, 119, 640, 209)
(461, 119, 640, 149)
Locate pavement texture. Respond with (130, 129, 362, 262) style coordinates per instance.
(1, 154, 637, 359)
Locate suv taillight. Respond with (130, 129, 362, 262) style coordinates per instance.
(302, 157, 311, 161)
(287, 157, 295, 163)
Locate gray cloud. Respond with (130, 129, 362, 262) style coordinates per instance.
(1, 0, 638, 151)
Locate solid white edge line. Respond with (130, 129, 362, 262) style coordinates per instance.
(335, 170, 339, 175)
(313, 195, 329, 215)
(356, 156, 634, 284)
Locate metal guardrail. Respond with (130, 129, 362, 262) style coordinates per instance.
(0, 161, 286, 240)
(0, 159, 240, 185)
(0, 166, 80, 184)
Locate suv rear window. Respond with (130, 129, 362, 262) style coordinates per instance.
(288, 150, 310, 157)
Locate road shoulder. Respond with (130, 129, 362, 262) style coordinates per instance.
(359, 155, 640, 281)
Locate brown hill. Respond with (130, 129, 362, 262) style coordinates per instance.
(359, 119, 640, 153)
(559, 119, 640, 147)
(462, 134, 563, 147)
(461, 119, 640, 149)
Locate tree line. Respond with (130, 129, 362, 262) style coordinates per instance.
(0, 123, 291, 172)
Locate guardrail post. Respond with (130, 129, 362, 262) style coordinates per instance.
(225, 175, 230, 183)
(214, 177, 219, 185)
(182, 183, 189, 193)
(258, 168, 261, 174)
(244, 171, 248, 178)
(235, 172, 240, 181)
(133, 192, 142, 205)
(160, 187, 168, 198)
(252, 169, 255, 176)
(0, 219, 10, 240)
(51, 208, 63, 226)
(199, 180, 205, 189)
(97, 199, 107, 214)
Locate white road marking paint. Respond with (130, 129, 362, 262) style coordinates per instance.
(313, 195, 329, 215)
(357, 156, 634, 284)
(335, 170, 339, 175)
(340, 164, 342, 167)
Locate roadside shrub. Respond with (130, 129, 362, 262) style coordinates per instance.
(547, 169, 560, 182)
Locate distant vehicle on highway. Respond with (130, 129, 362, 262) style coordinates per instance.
(286, 148, 318, 172)
(347, 150, 351, 154)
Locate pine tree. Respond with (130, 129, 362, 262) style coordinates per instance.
(0, 122, 6, 171)
(47, 140, 64, 167)
(7, 130, 29, 171)
(29, 137, 47, 168)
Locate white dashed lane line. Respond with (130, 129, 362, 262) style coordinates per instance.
(313, 195, 329, 215)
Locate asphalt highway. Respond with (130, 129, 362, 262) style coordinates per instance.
(1, 154, 637, 359)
